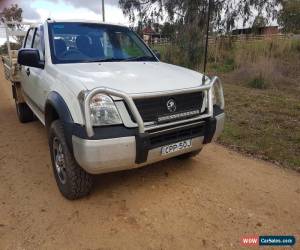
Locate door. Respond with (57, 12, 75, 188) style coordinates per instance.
(20, 28, 35, 102)
(21, 26, 46, 113)
(30, 26, 47, 112)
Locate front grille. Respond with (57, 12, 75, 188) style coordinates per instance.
(133, 92, 204, 123)
(149, 124, 205, 149)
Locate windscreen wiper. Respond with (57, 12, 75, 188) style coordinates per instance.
(125, 56, 156, 62)
(91, 58, 125, 62)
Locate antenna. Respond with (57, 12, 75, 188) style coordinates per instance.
(102, 0, 105, 22)
(202, 0, 212, 84)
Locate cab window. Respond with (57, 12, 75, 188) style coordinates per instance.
(24, 28, 35, 48)
(32, 26, 45, 60)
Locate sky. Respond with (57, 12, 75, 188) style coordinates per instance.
(0, 0, 129, 44)
(0, 0, 127, 23)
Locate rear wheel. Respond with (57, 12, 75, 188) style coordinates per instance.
(49, 120, 93, 200)
(15, 101, 35, 123)
(176, 149, 202, 160)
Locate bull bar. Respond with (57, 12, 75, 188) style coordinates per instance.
(83, 76, 224, 138)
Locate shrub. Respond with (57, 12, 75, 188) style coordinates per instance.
(210, 57, 235, 73)
(248, 74, 268, 89)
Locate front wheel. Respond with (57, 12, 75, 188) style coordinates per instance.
(49, 120, 93, 200)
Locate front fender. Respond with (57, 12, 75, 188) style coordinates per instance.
(46, 91, 73, 124)
(45, 91, 74, 151)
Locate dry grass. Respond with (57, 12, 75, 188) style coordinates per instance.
(233, 39, 300, 90)
(154, 37, 300, 170)
(219, 76, 300, 170)
(214, 38, 300, 170)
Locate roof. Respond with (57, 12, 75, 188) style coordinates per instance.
(232, 25, 278, 31)
(143, 26, 157, 34)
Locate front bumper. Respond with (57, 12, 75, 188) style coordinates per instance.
(72, 112, 225, 174)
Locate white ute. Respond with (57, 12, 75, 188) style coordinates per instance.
(3, 20, 225, 199)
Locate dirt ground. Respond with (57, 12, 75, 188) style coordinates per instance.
(0, 67, 299, 250)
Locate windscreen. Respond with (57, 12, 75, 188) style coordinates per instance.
(48, 22, 157, 64)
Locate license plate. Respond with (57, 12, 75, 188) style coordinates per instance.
(161, 139, 192, 155)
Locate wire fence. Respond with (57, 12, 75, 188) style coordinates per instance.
(208, 33, 299, 45)
(147, 33, 300, 48)
(147, 38, 170, 47)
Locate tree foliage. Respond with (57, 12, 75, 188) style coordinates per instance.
(119, 0, 280, 70)
(1, 4, 23, 23)
(278, 0, 300, 34)
(161, 22, 177, 38)
(1, 4, 24, 44)
(119, 0, 280, 33)
(252, 15, 268, 34)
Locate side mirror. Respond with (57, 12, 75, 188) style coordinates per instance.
(153, 50, 161, 60)
(18, 48, 44, 69)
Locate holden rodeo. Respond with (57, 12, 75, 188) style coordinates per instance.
(4, 20, 225, 199)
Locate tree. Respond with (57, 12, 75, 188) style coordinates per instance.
(1, 4, 23, 23)
(252, 15, 268, 34)
(119, 0, 281, 69)
(1, 4, 23, 44)
(119, 0, 280, 33)
(161, 22, 176, 38)
(278, 0, 300, 34)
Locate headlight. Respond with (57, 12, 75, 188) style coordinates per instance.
(89, 94, 122, 126)
(212, 80, 225, 109)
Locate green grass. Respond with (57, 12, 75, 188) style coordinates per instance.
(210, 58, 235, 73)
(248, 74, 268, 89)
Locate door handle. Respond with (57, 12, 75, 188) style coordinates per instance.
(26, 68, 30, 76)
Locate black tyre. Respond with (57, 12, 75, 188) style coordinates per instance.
(49, 120, 93, 200)
(176, 149, 202, 160)
(15, 101, 35, 123)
